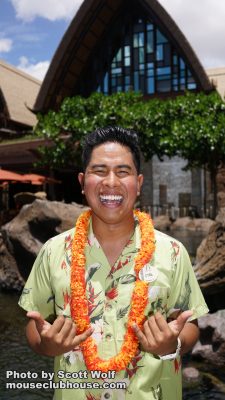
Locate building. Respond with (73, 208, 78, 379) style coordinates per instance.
(33, 0, 216, 213)
(206, 67, 225, 100)
(0, 59, 42, 171)
(2, 0, 222, 213)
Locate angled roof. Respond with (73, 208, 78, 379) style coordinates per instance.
(0, 59, 41, 127)
(34, 0, 213, 113)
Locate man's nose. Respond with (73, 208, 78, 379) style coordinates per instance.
(103, 171, 120, 187)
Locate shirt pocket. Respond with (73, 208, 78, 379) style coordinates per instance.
(145, 285, 170, 317)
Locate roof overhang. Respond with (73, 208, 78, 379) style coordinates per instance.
(34, 0, 213, 113)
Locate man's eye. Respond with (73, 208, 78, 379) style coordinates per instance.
(117, 170, 129, 176)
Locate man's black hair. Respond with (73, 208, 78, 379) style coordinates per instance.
(82, 126, 141, 173)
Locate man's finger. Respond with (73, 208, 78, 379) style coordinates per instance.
(27, 311, 46, 333)
(51, 315, 67, 334)
(176, 310, 193, 330)
(72, 327, 93, 346)
(132, 324, 149, 348)
(58, 317, 74, 339)
(169, 310, 193, 335)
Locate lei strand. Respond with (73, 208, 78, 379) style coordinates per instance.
(70, 210, 155, 372)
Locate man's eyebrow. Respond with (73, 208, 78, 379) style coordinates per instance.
(90, 164, 107, 168)
(90, 164, 132, 170)
(117, 164, 132, 170)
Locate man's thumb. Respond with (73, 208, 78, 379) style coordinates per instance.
(176, 310, 193, 330)
(27, 311, 45, 333)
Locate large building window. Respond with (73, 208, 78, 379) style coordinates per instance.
(97, 17, 197, 95)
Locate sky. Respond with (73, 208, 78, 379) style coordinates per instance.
(0, 0, 225, 81)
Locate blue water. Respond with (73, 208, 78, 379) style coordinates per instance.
(1, 292, 225, 399)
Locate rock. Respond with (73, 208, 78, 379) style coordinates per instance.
(153, 215, 171, 231)
(170, 217, 214, 232)
(14, 191, 47, 208)
(192, 311, 225, 367)
(217, 191, 225, 209)
(182, 367, 200, 386)
(1, 199, 89, 283)
(0, 232, 24, 291)
(216, 166, 225, 192)
(194, 210, 225, 307)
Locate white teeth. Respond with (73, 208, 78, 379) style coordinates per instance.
(100, 195, 123, 202)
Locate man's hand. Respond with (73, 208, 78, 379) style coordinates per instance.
(133, 310, 193, 356)
(26, 311, 93, 357)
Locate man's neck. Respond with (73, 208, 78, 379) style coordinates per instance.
(91, 213, 135, 243)
(91, 213, 135, 267)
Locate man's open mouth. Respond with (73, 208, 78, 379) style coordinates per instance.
(100, 194, 123, 205)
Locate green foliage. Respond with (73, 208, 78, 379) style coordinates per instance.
(34, 90, 225, 175)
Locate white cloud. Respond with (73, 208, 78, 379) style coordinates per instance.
(159, 0, 225, 68)
(10, 0, 83, 22)
(0, 38, 13, 53)
(17, 56, 50, 80)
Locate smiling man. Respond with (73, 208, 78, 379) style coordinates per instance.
(19, 126, 208, 400)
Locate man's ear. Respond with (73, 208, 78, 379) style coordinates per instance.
(78, 172, 84, 191)
(137, 174, 144, 195)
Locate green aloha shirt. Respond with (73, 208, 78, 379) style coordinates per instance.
(19, 214, 208, 400)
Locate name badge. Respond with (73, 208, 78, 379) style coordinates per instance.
(139, 264, 158, 282)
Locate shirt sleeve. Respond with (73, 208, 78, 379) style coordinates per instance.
(167, 242, 209, 321)
(18, 240, 55, 321)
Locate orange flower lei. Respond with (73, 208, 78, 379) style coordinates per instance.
(70, 210, 155, 372)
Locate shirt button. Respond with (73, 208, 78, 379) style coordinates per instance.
(105, 333, 113, 341)
(104, 393, 111, 399)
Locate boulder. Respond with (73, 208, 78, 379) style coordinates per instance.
(182, 367, 201, 387)
(170, 217, 214, 232)
(194, 209, 225, 307)
(1, 199, 89, 283)
(217, 191, 225, 209)
(216, 166, 225, 192)
(153, 215, 171, 231)
(192, 311, 225, 368)
(0, 232, 24, 291)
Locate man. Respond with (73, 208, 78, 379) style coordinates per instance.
(19, 126, 208, 400)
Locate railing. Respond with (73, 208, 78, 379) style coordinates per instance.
(140, 205, 214, 220)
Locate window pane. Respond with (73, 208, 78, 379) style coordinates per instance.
(156, 29, 168, 44)
(147, 23, 153, 31)
(157, 80, 171, 92)
(139, 32, 144, 47)
(134, 71, 139, 91)
(187, 83, 197, 90)
(147, 31, 153, 53)
(147, 77, 155, 94)
(157, 66, 171, 76)
(134, 48, 139, 69)
(133, 33, 138, 48)
(180, 58, 185, 70)
(139, 47, 144, 63)
(156, 44, 163, 61)
(147, 68, 154, 77)
(163, 43, 171, 65)
(125, 46, 130, 57)
(103, 73, 108, 93)
(125, 57, 130, 66)
(116, 49, 122, 62)
(111, 67, 122, 74)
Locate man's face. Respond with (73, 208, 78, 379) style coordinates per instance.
(78, 142, 143, 225)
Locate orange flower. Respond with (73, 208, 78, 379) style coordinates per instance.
(70, 210, 155, 372)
